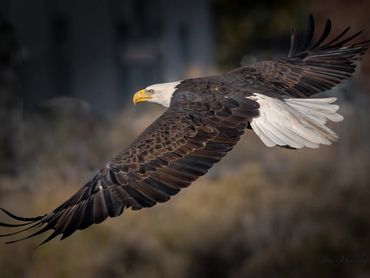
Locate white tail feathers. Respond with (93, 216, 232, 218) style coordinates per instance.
(248, 94, 343, 149)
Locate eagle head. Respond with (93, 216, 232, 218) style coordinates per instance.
(133, 81, 181, 108)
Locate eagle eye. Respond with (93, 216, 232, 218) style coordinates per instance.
(146, 89, 155, 95)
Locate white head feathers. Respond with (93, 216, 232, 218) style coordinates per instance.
(145, 81, 181, 107)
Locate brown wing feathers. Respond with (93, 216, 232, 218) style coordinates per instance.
(252, 15, 369, 98)
(0, 95, 258, 245)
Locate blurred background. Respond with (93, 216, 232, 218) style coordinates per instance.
(0, 0, 369, 277)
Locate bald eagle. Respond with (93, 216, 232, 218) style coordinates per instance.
(1, 16, 369, 245)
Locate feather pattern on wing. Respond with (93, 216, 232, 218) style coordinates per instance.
(0, 92, 259, 245)
(232, 15, 369, 98)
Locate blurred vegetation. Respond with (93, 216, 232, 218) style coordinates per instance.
(212, 0, 311, 69)
(1, 0, 370, 278)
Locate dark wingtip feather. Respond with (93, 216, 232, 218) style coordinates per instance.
(0, 208, 44, 222)
(0, 221, 33, 228)
(0, 208, 48, 244)
(289, 15, 369, 60)
(0, 222, 43, 237)
(352, 39, 370, 48)
(310, 18, 332, 50)
(301, 14, 315, 51)
(322, 26, 351, 48)
(333, 30, 364, 48)
(4, 224, 51, 244)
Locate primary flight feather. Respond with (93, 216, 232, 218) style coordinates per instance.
(1, 16, 369, 245)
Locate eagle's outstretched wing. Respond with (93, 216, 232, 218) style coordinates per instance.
(229, 15, 369, 149)
(0, 93, 259, 245)
(246, 15, 369, 98)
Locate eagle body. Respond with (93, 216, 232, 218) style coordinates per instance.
(1, 16, 369, 245)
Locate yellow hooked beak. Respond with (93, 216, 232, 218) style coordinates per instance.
(133, 89, 152, 105)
